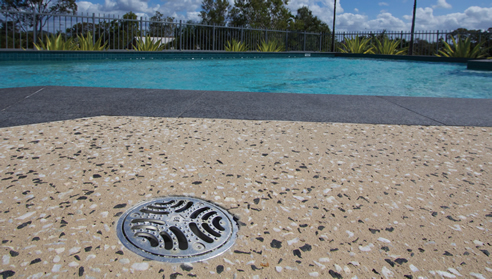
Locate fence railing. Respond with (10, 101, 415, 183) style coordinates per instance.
(1, 10, 491, 56)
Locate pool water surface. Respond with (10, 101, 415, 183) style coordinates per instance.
(1, 57, 491, 98)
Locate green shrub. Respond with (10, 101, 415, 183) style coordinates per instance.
(34, 34, 76, 51)
(132, 35, 166, 51)
(372, 37, 407, 55)
(225, 39, 248, 51)
(76, 32, 108, 51)
(436, 36, 489, 58)
(338, 35, 374, 54)
(257, 39, 284, 52)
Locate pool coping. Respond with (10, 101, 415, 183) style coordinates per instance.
(0, 49, 476, 63)
(2, 50, 489, 72)
(0, 86, 491, 128)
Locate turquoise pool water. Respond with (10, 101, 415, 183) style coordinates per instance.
(1, 57, 491, 98)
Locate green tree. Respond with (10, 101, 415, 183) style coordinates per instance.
(0, 18, 30, 48)
(174, 20, 202, 50)
(448, 28, 490, 44)
(120, 12, 140, 48)
(95, 11, 140, 49)
(66, 22, 96, 37)
(289, 6, 330, 33)
(230, 0, 292, 30)
(149, 11, 174, 37)
(287, 6, 330, 51)
(0, 0, 77, 35)
(200, 0, 230, 26)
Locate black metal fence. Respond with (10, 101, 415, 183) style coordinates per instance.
(334, 30, 492, 56)
(1, 10, 491, 56)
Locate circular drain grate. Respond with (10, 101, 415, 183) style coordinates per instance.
(116, 196, 238, 263)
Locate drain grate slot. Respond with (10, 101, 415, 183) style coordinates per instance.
(175, 201, 194, 213)
(160, 232, 174, 250)
(202, 211, 215, 220)
(190, 222, 214, 243)
(117, 196, 238, 263)
(170, 200, 185, 208)
(141, 208, 170, 214)
(135, 232, 160, 247)
(203, 223, 221, 237)
(170, 226, 189, 250)
(190, 207, 210, 219)
(212, 217, 225, 231)
(131, 225, 158, 231)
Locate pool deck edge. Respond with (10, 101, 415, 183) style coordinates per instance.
(0, 86, 490, 128)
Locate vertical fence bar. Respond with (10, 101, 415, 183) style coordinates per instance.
(5, 14, 8, 48)
(31, 13, 37, 48)
(179, 20, 182, 50)
(436, 30, 439, 54)
(140, 16, 143, 37)
(212, 23, 215, 50)
(303, 30, 306, 51)
(92, 13, 96, 45)
(285, 30, 288, 51)
(117, 15, 120, 50)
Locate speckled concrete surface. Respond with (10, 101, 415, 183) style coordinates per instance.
(0, 116, 491, 279)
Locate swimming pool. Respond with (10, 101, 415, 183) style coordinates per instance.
(1, 57, 491, 98)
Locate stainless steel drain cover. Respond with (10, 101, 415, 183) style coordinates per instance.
(116, 196, 238, 263)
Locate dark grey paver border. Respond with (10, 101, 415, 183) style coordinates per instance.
(0, 86, 491, 127)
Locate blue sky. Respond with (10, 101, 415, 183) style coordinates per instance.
(76, 0, 492, 31)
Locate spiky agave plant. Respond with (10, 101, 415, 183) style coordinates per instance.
(338, 35, 374, 54)
(436, 36, 489, 59)
(257, 39, 284, 52)
(132, 35, 166, 51)
(372, 37, 407, 55)
(76, 32, 108, 51)
(34, 34, 77, 51)
(225, 39, 248, 51)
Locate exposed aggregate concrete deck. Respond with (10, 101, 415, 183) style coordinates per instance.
(0, 116, 491, 278)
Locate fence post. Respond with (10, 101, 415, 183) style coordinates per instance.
(179, 20, 183, 51)
(241, 26, 244, 42)
(33, 12, 38, 48)
(319, 33, 322, 52)
(285, 30, 288, 51)
(265, 28, 268, 43)
(436, 30, 439, 54)
(140, 16, 143, 37)
(303, 30, 306, 51)
(400, 31, 403, 49)
(212, 23, 215, 50)
(92, 13, 96, 45)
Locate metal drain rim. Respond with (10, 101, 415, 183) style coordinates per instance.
(116, 196, 238, 263)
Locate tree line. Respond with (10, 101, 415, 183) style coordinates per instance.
(199, 0, 330, 33)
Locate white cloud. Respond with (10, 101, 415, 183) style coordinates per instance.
(432, 0, 452, 9)
(77, 0, 160, 17)
(354, 8, 359, 13)
(288, 0, 344, 20)
(403, 6, 492, 30)
(77, 0, 201, 20)
(378, 2, 389, 6)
